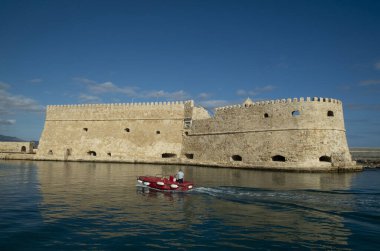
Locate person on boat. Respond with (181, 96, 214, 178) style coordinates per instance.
(176, 169, 184, 183)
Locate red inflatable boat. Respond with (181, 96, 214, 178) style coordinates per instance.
(137, 175, 194, 192)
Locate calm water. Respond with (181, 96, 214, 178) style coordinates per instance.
(0, 160, 379, 250)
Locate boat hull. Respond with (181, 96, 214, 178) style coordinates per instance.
(137, 176, 194, 192)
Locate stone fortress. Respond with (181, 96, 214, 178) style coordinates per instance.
(29, 96, 358, 171)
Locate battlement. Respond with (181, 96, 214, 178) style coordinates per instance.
(215, 97, 341, 111)
(47, 100, 194, 110)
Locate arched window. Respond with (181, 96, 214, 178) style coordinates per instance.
(327, 111, 334, 117)
(125, 128, 130, 132)
(87, 151, 97, 156)
(272, 155, 286, 162)
(21, 146, 26, 152)
(231, 155, 242, 161)
(264, 113, 269, 118)
(292, 110, 300, 117)
(319, 156, 331, 162)
(162, 153, 177, 158)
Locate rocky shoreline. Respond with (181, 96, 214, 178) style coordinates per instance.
(356, 160, 380, 169)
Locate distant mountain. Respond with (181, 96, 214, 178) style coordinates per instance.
(0, 134, 25, 142)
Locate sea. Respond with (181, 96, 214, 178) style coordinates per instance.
(0, 160, 379, 250)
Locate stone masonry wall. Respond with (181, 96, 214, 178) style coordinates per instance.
(181, 97, 356, 170)
(0, 142, 34, 153)
(37, 101, 196, 161)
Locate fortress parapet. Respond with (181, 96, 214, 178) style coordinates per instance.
(36, 97, 358, 171)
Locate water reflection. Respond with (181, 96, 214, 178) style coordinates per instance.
(32, 161, 356, 248)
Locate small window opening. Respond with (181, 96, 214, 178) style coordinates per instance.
(264, 113, 269, 118)
(327, 111, 334, 117)
(184, 131, 189, 136)
(185, 153, 194, 159)
(83, 128, 88, 132)
(231, 155, 242, 161)
(21, 146, 26, 152)
(292, 110, 300, 117)
(107, 152, 112, 157)
(87, 151, 97, 156)
(125, 128, 130, 132)
(319, 155, 331, 162)
(48, 150, 53, 155)
(156, 130, 160, 134)
(162, 153, 177, 158)
(272, 155, 286, 162)
(66, 149, 71, 156)
(184, 118, 192, 129)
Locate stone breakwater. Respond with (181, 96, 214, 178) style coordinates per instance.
(0, 97, 361, 172)
(350, 148, 380, 168)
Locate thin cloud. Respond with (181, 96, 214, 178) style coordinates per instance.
(75, 77, 190, 101)
(236, 85, 275, 97)
(198, 99, 231, 110)
(75, 77, 138, 96)
(144, 90, 190, 100)
(0, 81, 44, 127)
(346, 103, 380, 111)
(198, 92, 211, 100)
(359, 79, 380, 86)
(0, 81, 10, 90)
(78, 94, 102, 103)
(375, 62, 380, 70)
(0, 119, 16, 125)
(30, 78, 43, 83)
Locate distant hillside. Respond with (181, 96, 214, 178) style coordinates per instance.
(0, 134, 25, 142)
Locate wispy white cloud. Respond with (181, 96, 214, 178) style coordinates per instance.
(74, 77, 190, 101)
(78, 94, 102, 103)
(198, 92, 211, 100)
(346, 103, 380, 111)
(0, 81, 44, 115)
(0, 119, 16, 125)
(375, 62, 380, 70)
(74, 77, 139, 97)
(30, 78, 43, 83)
(236, 85, 275, 97)
(144, 90, 190, 100)
(359, 79, 380, 86)
(0, 81, 10, 90)
(198, 99, 231, 110)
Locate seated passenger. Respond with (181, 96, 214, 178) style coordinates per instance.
(176, 169, 184, 183)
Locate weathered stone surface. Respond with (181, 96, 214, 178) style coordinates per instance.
(0, 142, 34, 153)
(1, 97, 359, 171)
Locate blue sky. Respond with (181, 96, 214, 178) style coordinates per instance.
(0, 0, 379, 146)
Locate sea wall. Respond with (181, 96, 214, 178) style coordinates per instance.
(0, 142, 34, 154)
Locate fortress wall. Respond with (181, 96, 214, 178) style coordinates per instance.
(46, 101, 190, 121)
(0, 142, 34, 153)
(37, 102, 191, 161)
(182, 98, 354, 169)
(191, 97, 345, 133)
